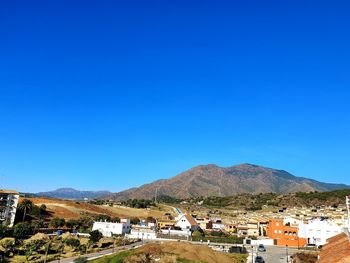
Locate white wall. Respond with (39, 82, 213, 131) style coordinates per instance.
(127, 229, 157, 240)
(298, 219, 342, 246)
(247, 238, 274, 246)
(92, 221, 131, 237)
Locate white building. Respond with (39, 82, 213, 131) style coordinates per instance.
(175, 214, 200, 231)
(0, 190, 19, 227)
(126, 226, 157, 240)
(92, 218, 131, 237)
(298, 218, 343, 246)
(212, 218, 225, 230)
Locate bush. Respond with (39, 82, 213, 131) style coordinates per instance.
(64, 238, 80, 248)
(50, 217, 66, 228)
(13, 222, 33, 239)
(95, 214, 111, 222)
(130, 217, 140, 225)
(0, 238, 15, 256)
(89, 230, 103, 243)
(192, 230, 203, 238)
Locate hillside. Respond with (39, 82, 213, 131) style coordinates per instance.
(37, 188, 111, 200)
(91, 241, 246, 263)
(28, 197, 169, 219)
(200, 189, 350, 210)
(110, 163, 350, 200)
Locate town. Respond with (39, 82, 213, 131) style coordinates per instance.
(1, 188, 350, 262)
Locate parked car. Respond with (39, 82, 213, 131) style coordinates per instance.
(258, 244, 266, 252)
(255, 256, 265, 263)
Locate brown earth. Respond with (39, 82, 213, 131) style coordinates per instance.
(133, 241, 246, 263)
(28, 197, 171, 219)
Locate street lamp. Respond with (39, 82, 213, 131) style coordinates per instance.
(286, 244, 289, 263)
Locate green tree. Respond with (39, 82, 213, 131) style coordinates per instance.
(66, 219, 80, 229)
(18, 199, 34, 222)
(64, 238, 80, 249)
(89, 230, 103, 243)
(130, 217, 140, 225)
(192, 230, 203, 238)
(13, 222, 33, 239)
(0, 224, 8, 238)
(31, 219, 45, 229)
(111, 217, 120, 223)
(50, 217, 66, 228)
(95, 214, 111, 222)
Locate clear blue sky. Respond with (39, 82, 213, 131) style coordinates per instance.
(1, 1, 350, 193)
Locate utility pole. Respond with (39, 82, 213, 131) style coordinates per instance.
(286, 244, 289, 263)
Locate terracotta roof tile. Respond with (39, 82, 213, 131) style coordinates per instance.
(318, 233, 350, 263)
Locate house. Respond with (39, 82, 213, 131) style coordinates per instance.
(175, 214, 200, 231)
(212, 218, 225, 230)
(195, 217, 212, 230)
(237, 224, 249, 237)
(127, 225, 157, 240)
(225, 223, 237, 233)
(317, 230, 350, 263)
(266, 218, 307, 247)
(0, 190, 19, 227)
(298, 217, 343, 246)
(247, 222, 259, 237)
(92, 219, 131, 237)
(157, 219, 176, 229)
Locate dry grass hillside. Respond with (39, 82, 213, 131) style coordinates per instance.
(92, 241, 247, 263)
(28, 197, 171, 219)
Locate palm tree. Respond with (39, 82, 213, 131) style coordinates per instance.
(18, 199, 34, 222)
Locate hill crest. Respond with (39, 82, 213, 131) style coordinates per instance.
(109, 163, 349, 200)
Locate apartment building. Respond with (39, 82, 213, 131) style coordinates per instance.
(266, 218, 307, 247)
(298, 217, 343, 246)
(0, 190, 19, 227)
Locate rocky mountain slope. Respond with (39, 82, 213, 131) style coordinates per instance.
(109, 163, 349, 200)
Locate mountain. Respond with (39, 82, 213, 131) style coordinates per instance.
(109, 163, 350, 200)
(37, 188, 111, 200)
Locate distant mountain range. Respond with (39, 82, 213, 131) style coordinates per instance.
(109, 163, 350, 200)
(36, 188, 111, 200)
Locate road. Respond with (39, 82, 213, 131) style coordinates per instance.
(247, 245, 302, 263)
(50, 241, 143, 263)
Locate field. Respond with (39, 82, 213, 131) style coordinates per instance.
(28, 197, 173, 220)
(91, 241, 247, 263)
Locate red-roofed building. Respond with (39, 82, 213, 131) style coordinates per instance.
(317, 231, 350, 263)
(176, 214, 200, 231)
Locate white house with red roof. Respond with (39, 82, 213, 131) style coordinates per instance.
(175, 214, 200, 231)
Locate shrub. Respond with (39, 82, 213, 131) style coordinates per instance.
(89, 230, 103, 243)
(13, 222, 33, 239)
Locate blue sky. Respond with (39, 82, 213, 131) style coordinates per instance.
(1, 1, 350, 192)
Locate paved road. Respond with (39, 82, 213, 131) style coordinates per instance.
(50, 241, 143, 263)
(247, 245, 303, 263)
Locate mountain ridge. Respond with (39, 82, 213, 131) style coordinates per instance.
(109, 163, 350, 200)
(37, 188, 111, 200)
